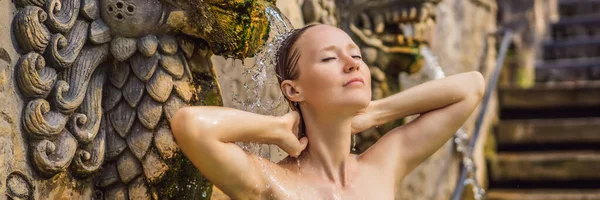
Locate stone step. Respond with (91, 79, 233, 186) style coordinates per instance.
(558, 1, 600, 17)
(543, 37, 600, 60)
(551, 14, 600, 42)
(490, 151, 600, 182)
(535, 57, 600, 82)
(500, 81, 600, 109)
(487, 189, 600, 200)
(496, 118, 600, 145)
(551, 24, 600, 42)
(554, 14, 600, 27)
(559, 0, 600, 4)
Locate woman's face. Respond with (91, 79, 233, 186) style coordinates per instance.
(289, 25, 371, 114)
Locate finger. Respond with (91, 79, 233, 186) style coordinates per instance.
(277, 134, 302, 157)
(285, 111, 301, 136)
(292, 113, 300, 136)
(298, 137, 308, 152)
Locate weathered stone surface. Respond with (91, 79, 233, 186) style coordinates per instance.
(101, 0, 164, 38)
(90, 19, 111, 44)
(128, 177, 151, 200)
(96, 163, 120, 188)
(108, 61, 130, 89)
(110, 37, 137, 62)
(103, 84, 122, 111)
(117, 150, 143, 184)
(2, 0, 276, 198)
(159, 35, 178, 55)
(491, 152, 600, 181)
(131, 53, 159, 82)
(15, 52, 57, 98)
(6, 172, 33, 199)
(126, 122, 153, 160)
(109, 101, 136, 138)
(53, 44, 109, 114)
(497, 118, 600, 145)
(81, 0, 100, 21)
(487, 189, 600, 200)
(160, 54, 184, 79)
(137, 35, 159, 57)
(179, 38, 195, 59)
(163, 94, 187, 124)
(0, 48, 9, 89)
(105, 115, 127, 160)
(173, 74, 194, 103)
(32, 129, 78, 176)
(13, 6, 51, 53)
(122, 74, 145, 107)
(154, 123, 180, 160)
(146, 68, 173, 103)
(500, 81, 600, 109)
(137, 95, 162, 130)
(142, 150, 169, 183)
(104, 184, 128, 200)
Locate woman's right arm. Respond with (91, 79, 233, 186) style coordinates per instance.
(170, 107, 307, 198)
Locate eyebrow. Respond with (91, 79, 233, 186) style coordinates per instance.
(319, 44, 359, 52)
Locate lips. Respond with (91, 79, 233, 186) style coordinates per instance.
(344, 77, 365, 87)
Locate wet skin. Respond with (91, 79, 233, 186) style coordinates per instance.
(171, 25, 485, 199)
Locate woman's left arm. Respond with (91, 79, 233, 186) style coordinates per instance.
(358, 71, 485, 178)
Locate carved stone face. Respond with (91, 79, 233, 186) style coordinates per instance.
(100, 0, 164, 38)
(338, 0, 441, 74)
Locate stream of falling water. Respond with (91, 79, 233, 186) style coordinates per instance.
(227, 3, 295, 158)
(232, 5, 294, 116)
(222, 4, 305, 196)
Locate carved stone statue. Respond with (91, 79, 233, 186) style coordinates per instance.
(10, 0, 274, 199)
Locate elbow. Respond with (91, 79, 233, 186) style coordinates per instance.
(468, 71, 485, 100)
(170, 107, 192, 143)
(170, 107, 209, 144)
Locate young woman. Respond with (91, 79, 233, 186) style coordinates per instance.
(171, 24, 485, 199)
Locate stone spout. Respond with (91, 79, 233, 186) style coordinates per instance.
(162, 0, 276, 59)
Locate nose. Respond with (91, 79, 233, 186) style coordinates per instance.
(343, 56, 360, 73)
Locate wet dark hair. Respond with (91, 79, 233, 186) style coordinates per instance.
(275, 24, 319, 137)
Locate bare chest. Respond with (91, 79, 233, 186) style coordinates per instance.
(267, 170, 395, 200)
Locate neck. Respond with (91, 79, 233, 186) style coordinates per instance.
(299, 105, 354, 186)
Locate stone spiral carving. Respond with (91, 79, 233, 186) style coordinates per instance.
(6, 171, 34, 199)
(16, 52, 56, 98)
(45, 20, 88, 69)
(45, 0, 81, 33)
(14, 6, 50, 53)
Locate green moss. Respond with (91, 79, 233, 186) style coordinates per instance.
(155, 153, 213, 199)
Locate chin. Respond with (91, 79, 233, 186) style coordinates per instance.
(341, 92, 371, 110)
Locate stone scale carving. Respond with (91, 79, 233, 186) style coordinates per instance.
(12, 0, 273, 198)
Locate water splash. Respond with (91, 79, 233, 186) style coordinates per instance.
(226, 3, 296, 164)
(231, 5, 294, 116)
(401, 46, 446, 88)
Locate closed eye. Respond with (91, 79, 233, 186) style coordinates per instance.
(352, 55, 362, 59)
(322, 57, 336, 62)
